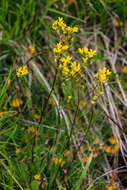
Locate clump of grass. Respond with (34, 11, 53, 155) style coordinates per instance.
(0, 1, 127, 190)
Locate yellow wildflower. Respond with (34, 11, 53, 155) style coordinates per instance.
(82, 57, 88, 64)
(16, 149, 21, 154)
(72, 27, 78, 33)
(52, 156, 65, 167)
(28, 46, 35, 54)
(123, 66, 127, 73)
(62, 45, 69, 51)
(34, 113, 40, 120)
(41, 182, 45, 189)
(88, 49, 96, 58)
(27, 127, 35, 133)
(95, 67, 111, 83)
(91, 100, 95, 104)
(83, 47, 89, 54)
(16, 65, 28, 77)
(34, 174, 41, 181)
(106, 184, 116, 190)
(60, 56, 72, 64)
(105, 146, 112, 153)
(108, 137, 116, 145)
(70, 61, 80, 76)
(113, 19, 119, 27)
(93, 138, 99, 145)
(10, 98, 23, 108)
(111, 144, 120, 154)
(78, 48, 84, 54)
(67, 96, 72, 102)
(80, 100, 86, 107)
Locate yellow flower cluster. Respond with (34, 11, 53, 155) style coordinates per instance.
(95, 67, 111, 83)
(28, 45, 35, 54)
(52, 17, 78, 36)
(91, 67, 111, 104)
(59, 56, 80, 79)
(34, 174, 41, 181)
(52, 156, 65, 167)
(106, 184, 116, 190)
(10, 98, 23, 108)
(123, 66, 127, 73)
(105, 137, 120, 154)
(16, 148, 21, 154)
(78, 47, 96, 65)
(16, 65, 28, 77)
(34, 175, 47, 188)
(53, 42, 69, 54)
(52, 18, 81, 81)
(113, 19, 123, 27)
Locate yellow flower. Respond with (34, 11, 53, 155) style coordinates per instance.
(80, 100, 86, 107)
(52, 156, 65, 167)
(10, 98, 23, 108)
(28, 46, 35, 54)
(123, 66, 127, 73)
(70, 61, 80, 76)
(95, 67, 111, 83)
(91, 100, 95, 104)
(62, 45, 69, 51)
(93, 138, 99, 145)
(34, 174, 41, 181)
(108, 137, 116, 145)
(113, 19, 119, 27)
(83, 47, 89, 54)
(16, 149, 21, 154)
(60, 56, 72, 64)
(111, 144, 120, 154)
(87, 49, 96, 58)
(82, 57, 88, 64)
(72, 27, 78, 33)
(105, 146, 112, 153)
(41, 182, 45, 189)
(16, 65, 28, 77)
(27, 127, 35, 133)
(106, 184, 116, 190)
(78, 48, 84, 54)
(67, 96, 72, 102)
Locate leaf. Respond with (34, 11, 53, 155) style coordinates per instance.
(30, 180, 39, 190)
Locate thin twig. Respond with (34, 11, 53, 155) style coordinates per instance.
(31, 67, 58, 163)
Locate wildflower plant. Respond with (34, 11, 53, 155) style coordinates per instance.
(52, 17, 111, 104)
(1, 7, 120, 189)
(16, 65, 28, 77)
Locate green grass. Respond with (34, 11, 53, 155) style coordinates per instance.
(0, 0, 127, 190)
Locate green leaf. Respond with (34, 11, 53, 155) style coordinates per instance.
(30, 180, 39, 190)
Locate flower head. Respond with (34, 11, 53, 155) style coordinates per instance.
(10, 98, 23, 108)
(34, 174, 41, 181)
(108, 137, 116, 145)
(16, 65, 28, 77)
(28, 46, 35, 54)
